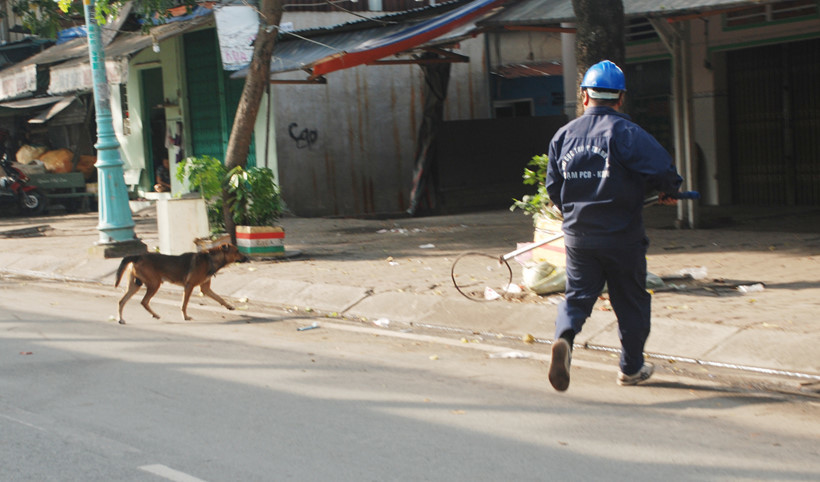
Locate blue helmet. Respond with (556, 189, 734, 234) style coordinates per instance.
(581, 60, 626, 98)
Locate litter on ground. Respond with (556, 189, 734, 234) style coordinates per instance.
(737, 283, 765, 294)
(488, 351, 532, 359)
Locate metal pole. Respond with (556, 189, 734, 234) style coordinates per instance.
(680, 22, 698, 228)
(83, 0, 143, 252)
(560, 23, 577, 120)
(648, 18, 691, 229)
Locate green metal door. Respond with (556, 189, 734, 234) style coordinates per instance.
(183, 28, 256, 167)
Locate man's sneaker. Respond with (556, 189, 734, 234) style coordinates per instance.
(548, 338, 572, 391)
(617, 363, 654, 386)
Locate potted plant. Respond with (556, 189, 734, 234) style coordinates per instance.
(175, 155, 230, 249)
(510, 154, 565, 269)
(225, 165, 285, 258)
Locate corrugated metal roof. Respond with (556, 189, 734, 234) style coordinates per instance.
(234, 0, 505, 78)
(0, 38, 89, 77)
(47, 12, 214, 95)
(279, 0, 472, 38)
(234, 1, 470, 76)
(0, 8, 214, 99)
(51, 12, 214, 72)
(480, 0, 765, 26)
(479, 0, 571, 26)
(0, 5, 212, 76)
(0, 95, 68, 109)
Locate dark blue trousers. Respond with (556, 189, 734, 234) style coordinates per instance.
(554, 239, 651, 375)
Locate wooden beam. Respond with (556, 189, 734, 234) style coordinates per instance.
(269, 76, 327, 85)
(504, 25, 576, 33)
(369, 58, 466, 66)
(368, 47, 469, 66)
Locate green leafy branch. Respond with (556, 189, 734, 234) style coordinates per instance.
(15, 0, 197, 39)
(510, 154, 562, 221)
(176, 155, 227, 234)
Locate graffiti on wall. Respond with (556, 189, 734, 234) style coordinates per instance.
(288, 122, 318, 149)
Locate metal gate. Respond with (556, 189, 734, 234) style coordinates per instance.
(728, 38, 820, 205)
(625, 60, 672, 155)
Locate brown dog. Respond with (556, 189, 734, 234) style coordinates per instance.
(115, 243, 247, 324)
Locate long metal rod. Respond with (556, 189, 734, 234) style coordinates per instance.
(501, 232, 563, 261)
(498, 191, 700, 263)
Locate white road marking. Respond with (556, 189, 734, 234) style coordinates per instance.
(139, 464, 208, 482)
(0, 412, 46, 431)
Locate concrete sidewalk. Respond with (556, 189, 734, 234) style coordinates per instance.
(1, 205, 819, 389)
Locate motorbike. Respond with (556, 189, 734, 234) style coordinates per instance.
(0, 150, 48, 216)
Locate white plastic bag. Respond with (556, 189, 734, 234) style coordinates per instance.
(522, 261, 567, 295)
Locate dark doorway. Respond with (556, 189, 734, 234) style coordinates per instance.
(141, 67, 165, 188)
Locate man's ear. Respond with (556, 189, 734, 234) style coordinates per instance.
(582, 89, 590, 106)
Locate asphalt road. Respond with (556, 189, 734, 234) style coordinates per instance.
(2, 276, 819, 481)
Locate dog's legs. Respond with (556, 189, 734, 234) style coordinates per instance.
(117, 275, 142, 324)
(140, 283, 162, 319)
(181, 284, 196, 321)
(199, 279, 235, 311)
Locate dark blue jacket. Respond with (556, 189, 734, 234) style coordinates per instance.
(546, 106, 682, 248)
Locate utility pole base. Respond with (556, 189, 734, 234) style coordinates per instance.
(89, 239, 148, 259)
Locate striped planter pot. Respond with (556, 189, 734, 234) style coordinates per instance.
(235, 225, 285, 258)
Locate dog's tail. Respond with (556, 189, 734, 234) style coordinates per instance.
(115, 256, 140, 287)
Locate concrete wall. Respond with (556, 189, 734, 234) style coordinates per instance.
(253, 89, 278, 176)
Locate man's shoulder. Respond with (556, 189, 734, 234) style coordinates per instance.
(555, 114, 593, 134)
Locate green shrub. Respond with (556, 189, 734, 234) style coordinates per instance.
(177, 157, 283, 232)
(226, 165, 282, 226)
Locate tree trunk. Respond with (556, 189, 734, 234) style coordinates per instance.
(223, 0, 283, 243)
(571, 0, 625, 117)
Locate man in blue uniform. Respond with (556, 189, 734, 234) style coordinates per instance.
(546, 60, 682, 391)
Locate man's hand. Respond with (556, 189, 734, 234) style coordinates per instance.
(657, 192, 678, 205)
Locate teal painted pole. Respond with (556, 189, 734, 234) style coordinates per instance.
(83, 0, 138, 245)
